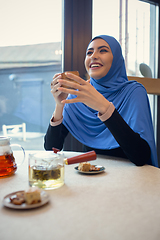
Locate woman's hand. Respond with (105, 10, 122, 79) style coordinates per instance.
(57, 72, 110, 114)
(51, 73, 68, 107)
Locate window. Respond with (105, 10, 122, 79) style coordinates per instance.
(0, 0, 62, 149)
(93, 0, 158, 77)
(93, 0, 159, 138)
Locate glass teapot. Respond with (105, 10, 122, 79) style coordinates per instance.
(28, 149, 97, 189)
(0, 137, 25, 177)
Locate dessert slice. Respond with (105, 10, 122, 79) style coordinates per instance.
(24, 187, 41, 205)
(78, 162, 91, 172)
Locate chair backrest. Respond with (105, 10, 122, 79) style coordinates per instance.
(127, 76, 160, 95)
(2, 123, 26, 141)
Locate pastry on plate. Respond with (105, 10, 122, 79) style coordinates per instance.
(78, 162, 101, 172)
(78, 162, 91, 172)
(10, 187, 41, 205)
(24, 187, 41, 205)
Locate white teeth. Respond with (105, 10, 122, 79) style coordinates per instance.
(91, 64, 101, 68)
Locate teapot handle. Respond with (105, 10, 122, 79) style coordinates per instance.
(64, 151, 97, 165)
(10, 144, 25, 166)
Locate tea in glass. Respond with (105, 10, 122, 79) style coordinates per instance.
(29, 152, 65, 189)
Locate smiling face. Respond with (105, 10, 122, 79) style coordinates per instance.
(85, 38, 113, 80)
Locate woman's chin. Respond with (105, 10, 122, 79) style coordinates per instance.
(90, 73, 104, 80)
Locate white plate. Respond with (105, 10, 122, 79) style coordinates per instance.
(3, 190, 49, 210)
(75, 165, 105, 175)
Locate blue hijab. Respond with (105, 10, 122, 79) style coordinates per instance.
(63, 35, 158, 167)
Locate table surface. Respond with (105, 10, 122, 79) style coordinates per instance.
(1, 151, 160, 240)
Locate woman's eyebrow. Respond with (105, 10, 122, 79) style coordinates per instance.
(87, 47, 94, 51)
(87, 45, 110, 51)
(98, 45, 110, 50)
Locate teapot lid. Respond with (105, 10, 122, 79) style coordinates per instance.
(0, 137, 10, 146)
(30, 151, 62, 161)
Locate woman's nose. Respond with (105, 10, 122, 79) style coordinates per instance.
(91, 51, 98, 59)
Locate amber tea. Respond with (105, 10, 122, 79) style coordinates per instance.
(0, 137, 25, 177)
(0, 153, 17, 177)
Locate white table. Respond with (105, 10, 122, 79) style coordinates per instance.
(1, 151, 160, 240)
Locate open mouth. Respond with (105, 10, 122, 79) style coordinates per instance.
(90, 63, 103, 68)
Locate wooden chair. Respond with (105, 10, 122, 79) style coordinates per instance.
(127, 76, 160, 95)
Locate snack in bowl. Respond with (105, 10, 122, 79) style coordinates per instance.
(61, 71, 80, 88)
(9, 187, 41, 205)
(78, 162, 100, 172)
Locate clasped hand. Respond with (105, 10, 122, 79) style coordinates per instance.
(51, 72, 110, 114)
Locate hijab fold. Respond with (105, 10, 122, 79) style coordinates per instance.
(63, 35, 158, 167)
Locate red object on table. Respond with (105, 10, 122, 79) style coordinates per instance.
(52, 147, 60, 153)
(65, 150, 97, 165)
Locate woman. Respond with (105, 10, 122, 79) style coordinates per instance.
(44, 35, 158, 167)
